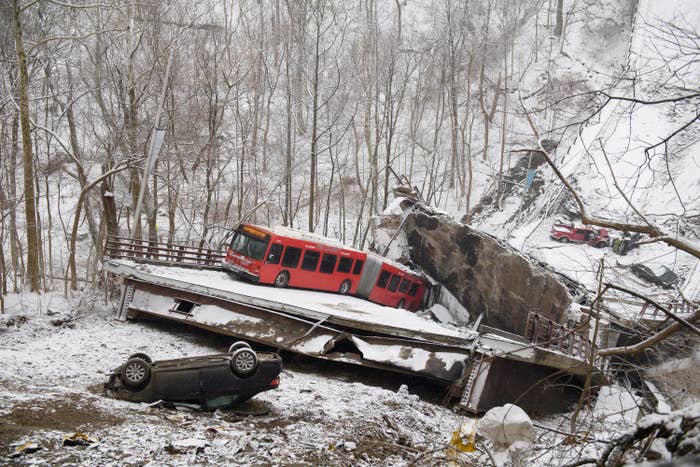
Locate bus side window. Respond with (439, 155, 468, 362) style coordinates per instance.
(319, 254, 337, 274)
(388, 275, 401, 292)
(267, 244, 283, 264)
(352, 260, 364, 275)
(376, 270, 390, 288)
(337, 257, 353, 273)
(301, 250, 320, 271)
(399, 278, 410, 293)
(408, 283, 419, 297)
(282, 246, 302, 268)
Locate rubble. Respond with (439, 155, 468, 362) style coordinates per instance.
(62, 432, 100, 446)
(9, 441, 42, 458)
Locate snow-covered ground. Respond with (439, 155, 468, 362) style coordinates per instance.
(0, 292, 465, 465)
(1, 291, 684, 466)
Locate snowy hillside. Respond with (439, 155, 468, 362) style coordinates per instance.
(476, 0, 700, 304)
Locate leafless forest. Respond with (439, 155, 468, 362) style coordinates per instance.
(2, 0, 656, 296)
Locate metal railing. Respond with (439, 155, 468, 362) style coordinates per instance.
(638, 300, 698, 321)
(524, 312, 594, 361)
(104, 236, 225, 269)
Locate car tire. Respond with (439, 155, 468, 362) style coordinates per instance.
(559, 237, 569, 243)
(397, 299, 405, 309)
(230, 348, 259, 377)
(228, 340, 252, 354)
(595, 241, 607, 248)
(274, 271, 290, 288)
(120, 358, 151, 390)
(128, 352, 153, 364)
(338, 280, 351, 295)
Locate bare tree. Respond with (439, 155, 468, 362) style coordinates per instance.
(12, 0, 41, 291)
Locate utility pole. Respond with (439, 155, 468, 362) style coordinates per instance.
(133, 52, 173, 239)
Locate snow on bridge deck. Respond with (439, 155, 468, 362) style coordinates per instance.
(104, 258, 605, 412)
(104, 259, 468, 343)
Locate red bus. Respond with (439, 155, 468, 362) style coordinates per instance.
(222, 224, 427, 311)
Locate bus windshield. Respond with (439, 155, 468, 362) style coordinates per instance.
(229, 232, 269, 261)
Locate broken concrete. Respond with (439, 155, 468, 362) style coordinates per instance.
(400, 203, 572, 336)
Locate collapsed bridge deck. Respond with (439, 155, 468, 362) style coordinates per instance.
(104, 237, 605, 413)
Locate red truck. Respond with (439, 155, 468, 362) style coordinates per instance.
(550, 222, 610, 247)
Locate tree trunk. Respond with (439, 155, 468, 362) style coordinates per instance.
(8, 112, 21, 291)
(479, 66, 501, 163)
(68, 164, 131, 290)
(148, 159, 158, 243)
(13, 0, 41, 292)
(496, 39, 509, 209)
(284, 37, 294, 226)
(323, 148, 335, 237)
(101, 163, 119, 239)
(0, 181, 6, 310)
(554, 0, 564, 37)
(308, 18, 321, 232)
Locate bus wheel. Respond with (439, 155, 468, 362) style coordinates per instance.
(397, 299, 405, 309)
(274, 271, 290, 288)
(338, 280, 351, 295)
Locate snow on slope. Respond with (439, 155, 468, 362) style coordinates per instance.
(487, 0, 700, 301)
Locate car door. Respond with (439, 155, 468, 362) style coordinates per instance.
(574, 229, 588, 242)
(153, 367, 202, 402)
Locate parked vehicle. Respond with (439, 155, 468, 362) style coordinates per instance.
(222, 224, 427, 311)
(630, 264, 680, 289)
(550, 222, 610, 247)
(105, 342, 282, 409)
(612, 233, 642, 255)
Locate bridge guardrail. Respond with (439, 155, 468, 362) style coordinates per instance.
(105, 236, 225, 269)
(524, 312, 596, 362)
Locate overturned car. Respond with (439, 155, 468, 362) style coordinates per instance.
(630, 263, 681, 289)
(105, 342, 282, 409)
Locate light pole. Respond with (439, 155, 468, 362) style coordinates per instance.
(132, 52, 173, 239)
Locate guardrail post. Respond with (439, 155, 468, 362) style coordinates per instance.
(568, 332, 574, 357)
(532, 313, 540, 343)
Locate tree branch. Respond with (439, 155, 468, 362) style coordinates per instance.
(644, 116, 700, 159)
(67, 158, 143, 291)
(604, 283, 700, 337)
(600, 92, 700, 105)
(522, 108, 700, 259)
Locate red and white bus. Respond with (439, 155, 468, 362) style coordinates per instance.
(222, 224, 427, 311)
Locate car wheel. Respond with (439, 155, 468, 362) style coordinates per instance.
(397, 299, 405, 309)
(338, 280, 351, 295)
(274, 271, 290, 288)
(228, 340, 252, 354)
(559, 237, 569, 243)
(128, 352, 153, 364)
(595, 241, 607, 248)
(230, 348, 259, 377)
(120, 358, 151, 390)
